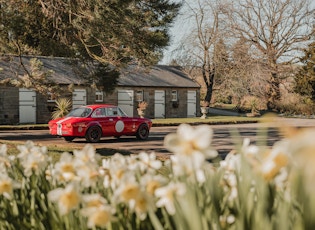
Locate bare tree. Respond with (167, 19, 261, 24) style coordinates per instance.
(173, 0, 229, 105)
(228, 0, 315, 110)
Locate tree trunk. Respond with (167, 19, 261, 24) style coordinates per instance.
(266, 73, 281, 111)
(203, 68, 215, 104)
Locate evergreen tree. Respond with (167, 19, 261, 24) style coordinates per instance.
(294, 41, 315, 100)
(0, 0, 181, 94)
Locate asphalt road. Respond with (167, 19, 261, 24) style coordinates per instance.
(0, 118, 314, 158)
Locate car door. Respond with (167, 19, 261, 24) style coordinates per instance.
(118, 107, 138, 134)
(102, 107, 122, 136)
(91, 107, 116, 136)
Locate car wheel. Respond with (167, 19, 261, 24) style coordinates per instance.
(64, 136, 75, 142)
(136, 124, 149, 140)
(85, 126, 102, 143)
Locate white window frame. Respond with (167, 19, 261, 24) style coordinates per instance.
(95, 91, 104, 102)
(171, 90, 178, 101)
(136, 90, 144, 102)
(47, 92, 56, 102)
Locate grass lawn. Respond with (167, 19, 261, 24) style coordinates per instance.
(152, 116, 260, 125)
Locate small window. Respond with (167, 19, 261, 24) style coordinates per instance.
(95, 91, 103, 102)
(47, 92, 56, 102)
(171, 90, 178, 101)
(136, 90, 143, 102)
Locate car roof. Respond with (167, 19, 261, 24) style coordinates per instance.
(82, 104, 116, 110)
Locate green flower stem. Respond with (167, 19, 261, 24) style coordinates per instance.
(148, 209, 164, 230)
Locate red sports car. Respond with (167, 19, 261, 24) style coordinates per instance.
(48, 104, 152, 143)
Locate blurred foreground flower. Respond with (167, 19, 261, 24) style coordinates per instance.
(48, 183, 81, 215)
(81, 194, 116, 228)
(155, 182, 186, 215)
(164, 124, 217, 181)
(1, 123, 315, 229)
(164, 124, 217, 159)
(17, 141, 50, 177)
(0, 173, 20, 199)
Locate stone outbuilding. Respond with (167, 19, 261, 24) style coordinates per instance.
(0, 55, 201, 124)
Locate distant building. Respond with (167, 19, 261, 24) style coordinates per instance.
(0, 55, 200, 124)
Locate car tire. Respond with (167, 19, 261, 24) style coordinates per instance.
(136, 124, 149, 140)
(64, 136, 75, 142)
(85, 126, 102, 143)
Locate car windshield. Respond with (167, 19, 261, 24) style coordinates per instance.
(66, 107, 92, 118)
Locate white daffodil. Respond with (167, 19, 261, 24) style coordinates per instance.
(137, 152, 162, 173)
(53, 152, 79, 183)
(0, 173, 20, 199)
(134, 191, 155, 220)
(76, 162, 100, 188)
(164, 124, 217, 158)
(126, 154, 141, 171)
(241, 138, 260, 156)
(114, 175, 141, 206)
(155, 182, 186, 215)
(16, 140, 35, 158)
(223, 173, 238, 202)
(82, 193, 108, 208)
(48, 183, 81, 215)
(101, 153, 130, 189)
(259, 142, 289, 181)
(164, 124, 217, 176)
(17, 142, 49, 177)
(73, 144, 99, 165)
(169, 153, 206, 182)
(220, 153, 242, 172)
(140, 174, 167, 196)
(0, 144, 12, 173)
(81, 205, 115, 228)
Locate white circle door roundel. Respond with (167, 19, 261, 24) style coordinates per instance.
(115, 120, 124, 133)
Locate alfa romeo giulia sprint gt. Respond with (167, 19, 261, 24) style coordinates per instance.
(48, 104, 152, 143)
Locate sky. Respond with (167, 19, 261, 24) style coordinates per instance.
(160, 0, 315, 65)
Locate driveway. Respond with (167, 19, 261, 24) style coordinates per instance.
(0, 117, 314, 158)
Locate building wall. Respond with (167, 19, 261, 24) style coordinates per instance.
(105, 86, 200, 119)
(0, 86, 19, 124)
(0, 85, 200, 125)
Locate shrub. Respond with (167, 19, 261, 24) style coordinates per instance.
(276, 93, 315, 116)
(51, 98, 72, 119)
(239, 95, 267, 113)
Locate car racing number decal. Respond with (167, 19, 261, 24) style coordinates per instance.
(115, 120, 124, 133)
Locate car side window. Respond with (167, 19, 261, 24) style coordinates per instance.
(92, 108, 106, 118)
(106, 107, 118, 116)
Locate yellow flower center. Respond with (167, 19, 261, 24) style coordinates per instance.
(60, 191, 80, 210)
(261, 152, 288, 181)
(90, 210, 110, 227)
(61, 164, 75, 173)
(121, 184, 140, 201)
(87, 199, 103, 208)
(146, 180, 161, 195)
(136, 196, 148, 212)
(0, 180, 12, 194)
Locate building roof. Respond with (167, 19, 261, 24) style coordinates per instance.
(0, 55, 200, 88)
(0, 55, 88, 85)
(118, 64, 200, 88)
